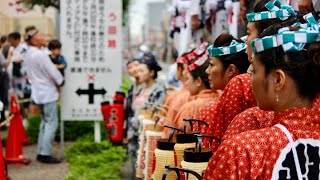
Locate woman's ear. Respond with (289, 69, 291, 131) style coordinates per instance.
(226, 64, 239, 78)
(150, 69, 155, 79)
(273, 69, 286, 92)
(196, 76, 203, 87)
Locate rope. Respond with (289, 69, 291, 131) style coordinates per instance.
(18, 98, 32, 103)
(0, 114, 14, 128)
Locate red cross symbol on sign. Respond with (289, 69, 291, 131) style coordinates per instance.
(108, 40, 116, 48)
(108, 26, 117, 35)
(88, 74, 95, 81)
(109, 12, 117, 21)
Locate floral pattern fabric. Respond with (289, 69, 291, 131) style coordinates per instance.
(203, 107, 320, 180)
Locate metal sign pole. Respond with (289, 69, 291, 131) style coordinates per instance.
(60, 119, 64, 159)
(94, 121, 101, 143)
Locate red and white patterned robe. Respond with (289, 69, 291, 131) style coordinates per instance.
(163, 86, 193, 138)
(222, 94, 320, 141)
(203, 107, 320, 179)
(194, 73, 257, 149)
(223, 107, 274, 141)
(173, 89, 220, 130)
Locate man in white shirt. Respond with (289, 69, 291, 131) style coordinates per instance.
(7, 32, 28, 98)
(24, 29, 64, 164)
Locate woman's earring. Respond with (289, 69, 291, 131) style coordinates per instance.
(276, 94, 279, 104)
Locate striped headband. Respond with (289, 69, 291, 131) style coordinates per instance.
(246, 0, 295, 22)
(251, 13, 320, 53)
(176, 42, 209, 64)
(207, 40, 247, 57)
(187, 50, 209, 72)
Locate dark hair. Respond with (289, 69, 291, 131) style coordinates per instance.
(48, 39, 62, 50)
(213, 33, 250, 74)
(252, 0, 284, 35)
(0, 36, 6, 43)
(177, 52, 189, 70)
(8, 32, 21, 40)
(255, 24, 320, 101)
(188, 52, 210, 89)
(25, 25, 36, 33)
(141, 52, 161, 79)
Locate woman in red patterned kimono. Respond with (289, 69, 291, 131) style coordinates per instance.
(172, 51, 220, 130)
(193, 33, 251, 147)
(163, 43, 208, 137)
(204, 17, 320, 179)
(197, 0, 295, 150)
(163, 60, 189, 117)
(222, 0, 319, 142)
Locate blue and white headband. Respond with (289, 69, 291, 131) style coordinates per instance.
(246, 0, 295, 22)
(251, 13, 320, 53)
(207, 40, 247, 57)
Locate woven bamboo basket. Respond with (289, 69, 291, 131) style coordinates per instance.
(174, 143, 196, 167)
(152, 139, 176, 180)
(180, 161, 208, 180)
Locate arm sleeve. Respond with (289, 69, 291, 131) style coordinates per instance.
(40, 53, 64, 86)
(59, 55, 68, 69)
(203, 139, 245, 180)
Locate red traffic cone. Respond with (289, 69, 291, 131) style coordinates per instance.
(5, 95, 31, 165)
(0, 134, 7, 179)
(11, 95, 30, 145)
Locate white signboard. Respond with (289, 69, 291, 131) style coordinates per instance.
(60, 0, 122, 121)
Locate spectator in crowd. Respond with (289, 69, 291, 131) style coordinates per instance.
(48, 40, 67, 76)
(124, 57, 142, 142)
(127, 52, 166, 158)
(0, 35, 12, 124)
(7, 32, 29, 123)
(24, 29, 64, 164)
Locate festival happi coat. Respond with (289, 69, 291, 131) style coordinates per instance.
(164, 42, 209, 138)
(173, 50, 220, 130)
(174, 89, 219, 130)
(198, 0, 299, 150)
(202, 73, 256, 149)
(203, 107, 320, 179)
(204, 13, 320, 179)
(163, 85, 187, 114)
(223, 107, 274, 141)
(223, 94, 320, 141)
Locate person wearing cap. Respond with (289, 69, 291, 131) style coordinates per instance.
(203, 14, 320, 180)
(24, 29, 64, 164)
(127, 52, 166, 157)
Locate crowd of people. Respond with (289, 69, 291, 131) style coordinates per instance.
(0, 26, 67, 164)
(124, 0, 320, 179)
